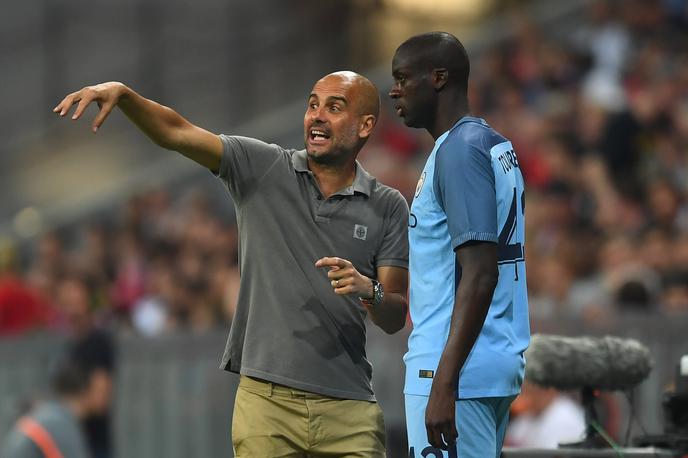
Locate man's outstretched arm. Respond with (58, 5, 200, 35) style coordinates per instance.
(54, 82, 223, 172)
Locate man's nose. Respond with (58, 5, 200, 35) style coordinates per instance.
(310, 105, 327, 121)
(389, 84, 400, 99)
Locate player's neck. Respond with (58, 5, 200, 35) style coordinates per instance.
(429, 96, 469, 140)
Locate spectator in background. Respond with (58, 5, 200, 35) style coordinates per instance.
(505, 380, 586, 449)
(130, 254, 174, 337)
(26, 233, 66, 303)
(574, 0, 630, 110)
(615, 279, 653, 312)
(0, 238, 54, 335)
(661, 270, 688, 315)
(1, 355, 112, 458)
(111, 230, 146, 325)
(57, 276, 115, 458)
(72, 224, 117, 313)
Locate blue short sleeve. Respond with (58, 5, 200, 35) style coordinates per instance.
(433, 137, 498, 250)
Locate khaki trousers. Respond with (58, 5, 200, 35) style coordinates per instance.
(232, 375, 386, 457)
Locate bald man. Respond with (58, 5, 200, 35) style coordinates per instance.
(55, 72, 409, 457)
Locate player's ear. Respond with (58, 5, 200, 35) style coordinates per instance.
(432, 68, 448, 91)
(358, 114, 376, 139)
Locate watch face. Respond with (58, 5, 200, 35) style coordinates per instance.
(374, 280, 384, 304)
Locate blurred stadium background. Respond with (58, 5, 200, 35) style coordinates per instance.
(2, 0, 688, 456)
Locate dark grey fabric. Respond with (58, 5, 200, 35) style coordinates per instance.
(215, 135, 408, 401)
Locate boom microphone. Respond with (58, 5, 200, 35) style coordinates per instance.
(526, 334, 653, 391)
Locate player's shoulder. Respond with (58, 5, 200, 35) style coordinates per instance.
(220, 134, 295, 156)
(442, 116, 509, 156)
(371, 179, 407, 206)
(366, 177, 408, 216)
(31, 402, 72, 428)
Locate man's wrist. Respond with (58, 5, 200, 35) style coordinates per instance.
(116, 84, 132, 105)
(433, 375, 457, 390)
(360, 279, 383, 309)
(361, 277, 374, 300)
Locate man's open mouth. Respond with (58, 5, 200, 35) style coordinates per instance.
(309, 128, 331, 142)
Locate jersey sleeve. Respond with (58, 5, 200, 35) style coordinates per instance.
(375, 190, 409, 269)
(214, 135, 284, 205)
(433, 136, 498, 250)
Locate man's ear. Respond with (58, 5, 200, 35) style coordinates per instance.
(359, 114, 377, 139)
(432, 68, 448, 91)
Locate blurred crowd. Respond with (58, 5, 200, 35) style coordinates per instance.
(3, 0, 688, 341)
(490, 0, 688, 324)
(0, 190, 240, 337)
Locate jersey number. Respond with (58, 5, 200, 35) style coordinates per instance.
(497, 187, 525, 264)
(409, 446, 458, 458)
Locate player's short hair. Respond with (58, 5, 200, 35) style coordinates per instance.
(397, 32, 470, 93)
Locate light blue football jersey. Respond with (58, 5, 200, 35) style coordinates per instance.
(405, 116, 530, 398)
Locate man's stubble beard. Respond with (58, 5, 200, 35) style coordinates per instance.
(306, 128, 359, 166)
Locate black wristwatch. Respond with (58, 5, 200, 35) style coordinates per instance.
(360, 279, 384, 309)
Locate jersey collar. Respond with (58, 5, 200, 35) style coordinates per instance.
(292, 149, 374, 197)
(435, 115, 486, 145)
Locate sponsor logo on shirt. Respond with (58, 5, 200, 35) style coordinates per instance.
(414, 172, 426, 197)
(418, 369, 434, 379)
(353, 224, 368, 240)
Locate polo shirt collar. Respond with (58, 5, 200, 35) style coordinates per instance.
(292, 149, 374, 197)
(292, 149, 310, 172)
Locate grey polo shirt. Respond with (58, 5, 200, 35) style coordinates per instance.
(215, 135, 408, 401)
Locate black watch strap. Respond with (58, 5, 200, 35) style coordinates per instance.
(360, 279, 384, 309)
